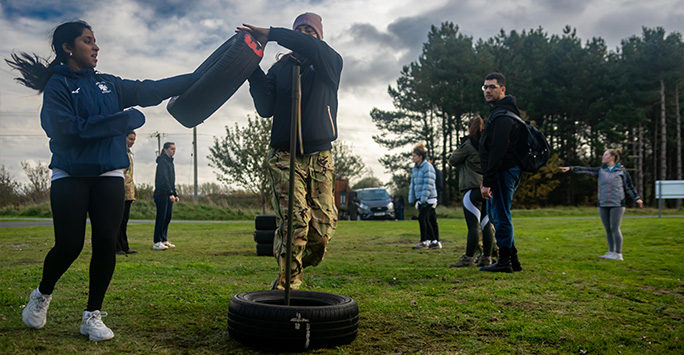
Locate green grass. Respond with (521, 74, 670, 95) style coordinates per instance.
(1, 215, 682, 354)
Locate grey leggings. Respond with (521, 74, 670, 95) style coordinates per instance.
(599, 207, 625, 253)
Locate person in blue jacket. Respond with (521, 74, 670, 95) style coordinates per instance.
(408, 144, 441, 250)
(7, 20, 197, 341)
(560, 149, 643, 261)
(237, 13, 343, 290)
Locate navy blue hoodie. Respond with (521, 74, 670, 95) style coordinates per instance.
(248, 27, 343, 154)
(40, 65, 196, 176)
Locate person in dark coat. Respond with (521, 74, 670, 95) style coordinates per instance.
(9, 20, 197, 341)
(479, 72, 524, 273)
(239, 13, 343, 290)
(153, 142, 179, 251)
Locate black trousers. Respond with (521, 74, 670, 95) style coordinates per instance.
(116, 200, 133, 252)
(417, 204, 439, 241)
(39, 177, 123, 311)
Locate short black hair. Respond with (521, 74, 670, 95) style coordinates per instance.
(126, 130, 136, 136)
(485, 72, 506, 87)
(163, 142, 175, 150)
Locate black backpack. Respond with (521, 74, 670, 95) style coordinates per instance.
(501, 111, 550, 173)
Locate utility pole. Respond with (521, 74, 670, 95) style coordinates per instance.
(149, 131, 166, 156)
(193, 127, 198, 203)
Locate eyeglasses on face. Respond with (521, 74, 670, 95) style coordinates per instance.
(481, 84, 501, 91)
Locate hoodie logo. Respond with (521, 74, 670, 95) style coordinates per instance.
(71, 88, 81, 94)
(96, 81, 111, 94)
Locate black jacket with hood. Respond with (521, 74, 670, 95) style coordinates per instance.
(248, 27, 343, 154)
(479, 95, 524, 187)
(154, 153, 177, 197)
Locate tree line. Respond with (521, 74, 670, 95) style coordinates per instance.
(372, 22, 684, 207)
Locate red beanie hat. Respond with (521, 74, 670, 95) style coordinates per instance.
(293, 12, 323, 39)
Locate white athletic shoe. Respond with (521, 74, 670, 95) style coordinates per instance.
(606, 252, 624, 261)
(428, 240, 442, 249)
(599, 251, 615, 259)
(22, 287, 52, 329)
(153, 242, 168, 250)
(163, 241, 175, 248)
(80, 310, 114, 341)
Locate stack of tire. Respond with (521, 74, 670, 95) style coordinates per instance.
(254, 215, 277, 256)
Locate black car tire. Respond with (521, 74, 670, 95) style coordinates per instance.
(167, 31, 264, 128)
(254, 214, 277, 231)
(256, 243, 274, 256)
(228, 290, 359, 350)
(253, 230, 275, 244)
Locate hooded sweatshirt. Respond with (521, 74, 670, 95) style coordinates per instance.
(248, 28, 343, 154)
(479, 95, 523, 187)
(40, 65, 196, 176)
(154, 153, 177, 197)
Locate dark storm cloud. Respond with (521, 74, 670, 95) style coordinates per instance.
(340, 55, 402, 90)
(531, 0, 592, 14)
(348, 23, 401, 48)
(2, 0, 82, 20)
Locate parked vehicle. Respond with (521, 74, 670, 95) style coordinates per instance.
(348, 188, 395, 220)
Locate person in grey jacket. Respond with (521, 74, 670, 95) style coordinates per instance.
(560, 149, 643, 261)
(449, 116, 495, 267)
(408, 144, 440, 249)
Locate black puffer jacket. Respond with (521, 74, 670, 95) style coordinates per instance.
(248, 28, 343, 154)
(480, 95, 523, 187)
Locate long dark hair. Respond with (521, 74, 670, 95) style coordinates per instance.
(467, 115, 484, 140)
(5, 20, 92, 93)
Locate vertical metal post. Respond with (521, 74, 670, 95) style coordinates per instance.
(193, 127, 198, 203)
(284, 66, 301, 305)
(658, 181, 662, 218)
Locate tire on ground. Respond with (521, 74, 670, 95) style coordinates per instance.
(254, 230, 275, 244)
(167, 31, 264, 128)
(254, 215, 277, 231)
(228, 290, 359, 350)
(256, 243, 274, 256)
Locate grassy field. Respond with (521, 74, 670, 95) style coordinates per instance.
(0, 213, 682, 354)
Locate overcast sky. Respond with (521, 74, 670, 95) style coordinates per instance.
(1, 0, 683, 189)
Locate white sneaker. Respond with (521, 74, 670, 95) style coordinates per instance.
(163, 241, 175, 248)
(429, 240, 442, 249)
(80, 310, 114, 341)
(153, 242, 168, 250)
(599, 251, 614, 259)
(22, 287, 52, 329)
(606, 252, 624, 261)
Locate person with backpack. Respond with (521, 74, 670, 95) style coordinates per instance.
(479, 72, 524, 273)
(560, 149, 643, 261)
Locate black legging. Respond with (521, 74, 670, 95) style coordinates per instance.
(39, 177, 124, 311)
(462, 189, 494, 257)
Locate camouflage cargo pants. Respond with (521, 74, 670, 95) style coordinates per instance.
(268, 149, 338, 290)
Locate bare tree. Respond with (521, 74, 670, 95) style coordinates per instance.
(208, 115, 272, 214)
(20, 161, 51, 204)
